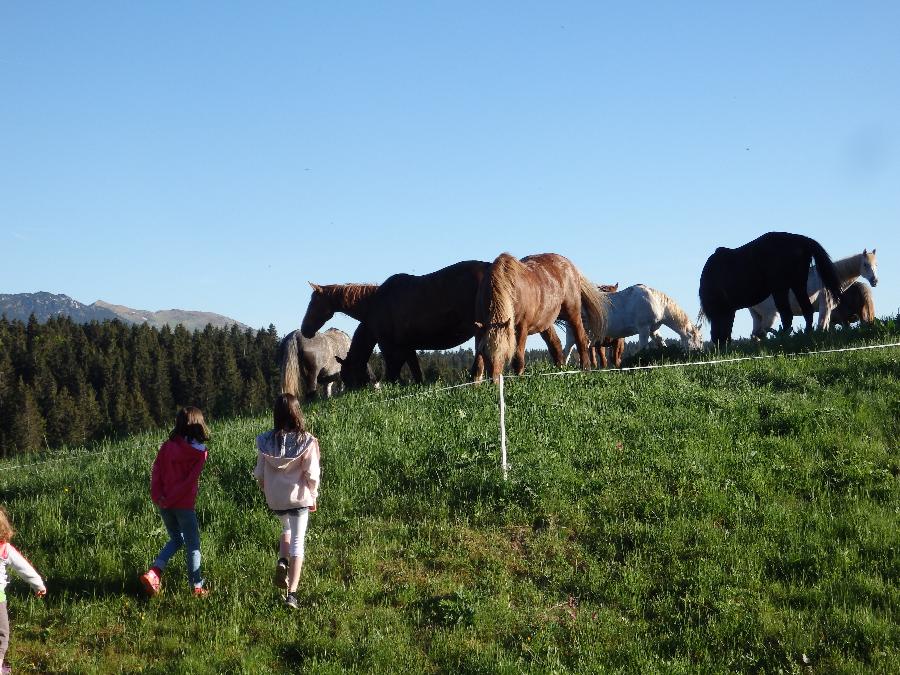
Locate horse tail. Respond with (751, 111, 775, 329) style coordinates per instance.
(805, 237, 843, 303)
(280, 331, 303, 397)
(695, 309, 706, 330)
(579, 272, 608, 341)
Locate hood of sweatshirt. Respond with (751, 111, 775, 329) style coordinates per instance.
(257, 431, 314, 471)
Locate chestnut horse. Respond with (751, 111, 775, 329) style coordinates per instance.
(699, 231, 843, 346)
(831, 281, 876, 328)
(307, 260, 490, 388)
(474, 252, 607, 383)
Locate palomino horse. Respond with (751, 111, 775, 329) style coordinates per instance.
(279, 328, 353, 401)
(308, 260, 490, 388)
(831, 281, 876, 328)
(699, 231, 843, 346)
(563, 284, 702, 362)
(748, 249, 878, 338)
(474, 252, 607, 383)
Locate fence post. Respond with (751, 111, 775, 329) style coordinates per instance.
(499, 373, 508, 480)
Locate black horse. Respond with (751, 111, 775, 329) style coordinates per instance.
(699, 231, 843, 346)
(335, 260, 490, 388)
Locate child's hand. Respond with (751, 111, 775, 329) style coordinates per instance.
(36, 588, 46, 598)
(309, 502, 317, 513)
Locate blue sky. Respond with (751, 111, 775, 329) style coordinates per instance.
(1, 3, 897, 345)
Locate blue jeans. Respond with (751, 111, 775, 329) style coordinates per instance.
(153, 508, 203, 588)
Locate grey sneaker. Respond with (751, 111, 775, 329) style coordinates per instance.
(284, 593, 299, 609)
(273, 558, 289, 589)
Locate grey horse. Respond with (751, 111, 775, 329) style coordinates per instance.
(279, 328, 352, 401)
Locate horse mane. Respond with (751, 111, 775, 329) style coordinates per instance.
(323, 283, 379, 308)
(830, 252, 865, 284)
(485, 253, 522, 362)
(651, 287, 692, 330)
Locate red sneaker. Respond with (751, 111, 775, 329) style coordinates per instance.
(139, 568, 161, 596)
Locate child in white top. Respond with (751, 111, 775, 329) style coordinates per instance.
(0, 506, 46, 674)
(254, 394, 320, 609)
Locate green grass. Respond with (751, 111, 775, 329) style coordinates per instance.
(2, 333, 899, 673)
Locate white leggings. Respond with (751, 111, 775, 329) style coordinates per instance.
(279, 509, 309, 559)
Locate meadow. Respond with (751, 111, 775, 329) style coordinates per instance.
(1, 325, 899, 673)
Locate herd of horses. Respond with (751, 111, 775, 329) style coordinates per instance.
(280, 231, 879, 398)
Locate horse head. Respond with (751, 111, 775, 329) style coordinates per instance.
(861, 248, 878, 287)
(335, 354, 379, 391)
(474, 318, 513, 383)
(684, 323, 703, 351)
(301, 282, 335, 339)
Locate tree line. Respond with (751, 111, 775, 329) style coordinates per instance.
(0, 316, 503, 457)
(0, 316, 283, 457)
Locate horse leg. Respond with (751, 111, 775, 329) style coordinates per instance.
(382, 350, 405, 382)
(612, 338, 624, 368)
(564, 308, 593, 370)
(540, 327, 565, 366)
(772, 289, 795, 333)
(710, 312, 735, 348)
(405, 350, 424, 384)
(513, 326, 529, 375)
(562, 322, 577, 366)
(597, 342, 608, 369)
(794, 286, 816, 332)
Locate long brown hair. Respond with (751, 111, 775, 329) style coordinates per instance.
(0, 505, 15, 543)
(273, 393, 306, 435)
(170, 406, 210, 443)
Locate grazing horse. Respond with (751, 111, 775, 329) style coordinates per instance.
(748, 249, 878, 338)
(699, 232, 843, 346)
(279, 328, 352, 401)
(831, 281, 876, 328)
(474, 252, 607, 383)
(563, 284, 703, 362)
(328, 260, 490, 388)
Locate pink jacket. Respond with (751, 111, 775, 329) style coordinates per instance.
(254, 430, 320, 511)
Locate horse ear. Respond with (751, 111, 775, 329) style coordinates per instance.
(474, 321, 484, 330)
(863, 248, 867, 255)
(309, 281, 323, 293)
(872, 248, 876, 255)
(503, 318, 512, 329)
(335, 355, 345, 364)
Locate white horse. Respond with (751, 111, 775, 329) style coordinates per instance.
(279, 327, 352, 400)
(563, 284, 702, 363)
(748, 249, 878, 338)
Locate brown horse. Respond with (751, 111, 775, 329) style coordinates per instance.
(831, 281, 876, 328)
(474, 252, 608, 383)
(301, 282, 379, 337)
(306, 260, 490, 387)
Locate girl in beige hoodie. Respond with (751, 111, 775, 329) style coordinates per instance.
(254, 394, 320, 609)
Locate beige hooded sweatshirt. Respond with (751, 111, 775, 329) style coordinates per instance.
(254, 430, 320, 511)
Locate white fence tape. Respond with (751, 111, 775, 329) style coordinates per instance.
(3, 341, 899, 477)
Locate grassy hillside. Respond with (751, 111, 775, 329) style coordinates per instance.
(2, 332, 899, 673)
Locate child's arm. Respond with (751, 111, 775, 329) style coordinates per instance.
(7, 544, 46, 596)
(306, 438, 321, 502)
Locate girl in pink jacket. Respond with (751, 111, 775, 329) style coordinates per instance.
(254, 394, 320, 609)
(1, 506, 46, 674)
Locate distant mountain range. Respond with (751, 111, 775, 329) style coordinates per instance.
(0, 292, 251, 332)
